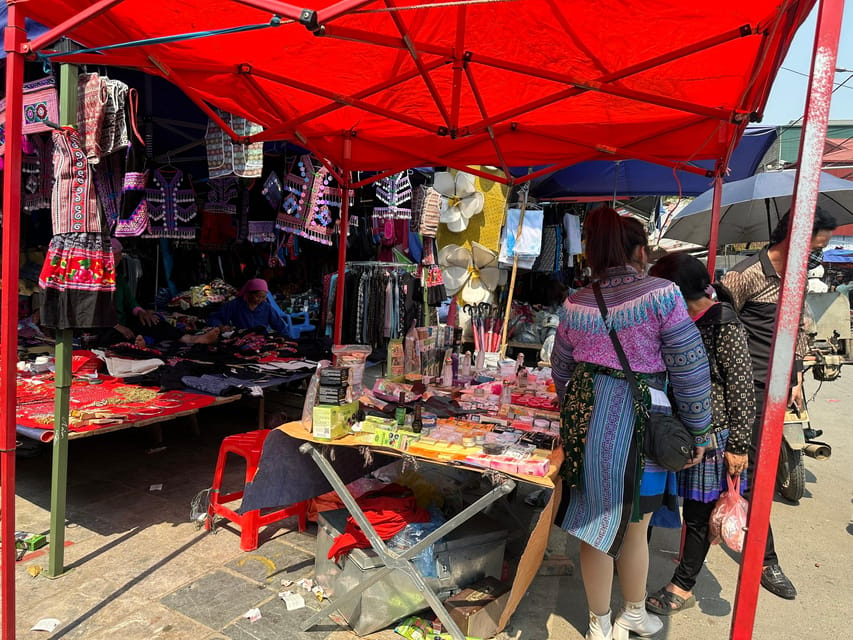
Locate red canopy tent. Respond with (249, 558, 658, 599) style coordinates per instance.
(1, 1, 842, 638)
(23, 0, 812, 173)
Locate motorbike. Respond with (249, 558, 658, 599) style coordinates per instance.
(776, 333, 843, 502)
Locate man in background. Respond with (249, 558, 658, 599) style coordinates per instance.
(722, 207, 837, 601)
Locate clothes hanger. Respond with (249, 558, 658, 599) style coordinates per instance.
(160, 152, 177, 172)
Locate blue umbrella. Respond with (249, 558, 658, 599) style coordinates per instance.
(663, 170, 853, 247)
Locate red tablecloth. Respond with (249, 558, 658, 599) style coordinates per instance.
(16, 375, 216, 433)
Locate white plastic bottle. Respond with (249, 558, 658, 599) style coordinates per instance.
(442, 352, 454, 387)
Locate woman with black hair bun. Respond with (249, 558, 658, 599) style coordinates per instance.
(646, 252, 754, 616)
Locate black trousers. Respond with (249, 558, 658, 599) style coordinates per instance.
(670, 384, 780, 592)
(672, 498, 716, 592)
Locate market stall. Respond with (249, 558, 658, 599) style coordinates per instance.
(241, 366, 564, 639)
(1, 2, 839, 640)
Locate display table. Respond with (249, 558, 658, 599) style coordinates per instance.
(15, 375, 241, 443)
(243, 421, 563, 639)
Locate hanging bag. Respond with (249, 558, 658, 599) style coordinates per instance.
(592, 282, 694, 472)
(115, 89, 150, 237)
(22, 77, 60, 134)
(0, 76, 60, 155)
(709, 474, 748, 551)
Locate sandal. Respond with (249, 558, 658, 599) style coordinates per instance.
(645, 587, 696, 616)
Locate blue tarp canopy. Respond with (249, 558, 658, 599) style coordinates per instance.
(823, 249, 853, 264)
(530, 127, 778, 199)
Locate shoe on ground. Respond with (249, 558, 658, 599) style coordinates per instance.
(614, 597, 662, 640)
(760, 564, 797, 600)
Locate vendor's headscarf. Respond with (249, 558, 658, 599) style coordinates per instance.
(239, 278, 269, 301)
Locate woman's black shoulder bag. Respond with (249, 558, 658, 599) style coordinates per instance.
(592, 282, 693, 472)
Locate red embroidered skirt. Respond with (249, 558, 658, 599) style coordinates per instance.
(39, 232, 117, 329)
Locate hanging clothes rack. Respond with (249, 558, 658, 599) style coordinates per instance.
(345, 261, 418, 270)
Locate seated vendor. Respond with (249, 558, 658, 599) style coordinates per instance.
(207, 278, 288, 334)
(100, 239, 219, 347)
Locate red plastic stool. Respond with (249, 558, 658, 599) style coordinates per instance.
(206, 429, 308, 551)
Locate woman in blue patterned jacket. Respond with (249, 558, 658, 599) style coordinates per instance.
(551, 207, 712, 640)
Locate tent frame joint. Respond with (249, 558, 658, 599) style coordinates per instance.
(298, 8, 320, 33)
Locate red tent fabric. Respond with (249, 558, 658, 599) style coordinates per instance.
(25, 0, 814, 176)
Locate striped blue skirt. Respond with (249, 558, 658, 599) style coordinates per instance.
(561, 373, 675, 557)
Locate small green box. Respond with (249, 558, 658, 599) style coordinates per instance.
(373, 425, 420, 450)
(14, 531, 47, 551)
(312, 402, 359, 440)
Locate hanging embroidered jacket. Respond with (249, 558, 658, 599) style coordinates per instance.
(76, 72, 108, 164)
(97, 78, 130, 158)
(142, 167, 198, 239)
(373, 172, 412, 220)
(50, 127, 102, 234)
(204, 177, 239, 215)
(206, 108, 264, 179)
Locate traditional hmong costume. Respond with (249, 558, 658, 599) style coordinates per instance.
(551, 266, 712, 557)
(39, 127, 116, 329)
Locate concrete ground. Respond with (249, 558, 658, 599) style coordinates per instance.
(5, 378, 852, 640)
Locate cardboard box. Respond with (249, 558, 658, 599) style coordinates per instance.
(444, 576, 511, 639)
(312, 402, 359, 440)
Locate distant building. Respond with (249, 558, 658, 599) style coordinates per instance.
(757, 121, 853, 249)
(760, 121, 853, 172)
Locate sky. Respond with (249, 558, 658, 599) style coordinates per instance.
(762, 5, 853, 125)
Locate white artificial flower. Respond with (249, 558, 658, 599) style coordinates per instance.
(434, 171, 485, 232)
(438, 242, 500, 304)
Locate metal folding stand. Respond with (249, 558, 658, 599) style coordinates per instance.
(298, 442, 516, 640)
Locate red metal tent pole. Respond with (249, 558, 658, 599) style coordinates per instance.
(333, 136, 353, 345)
(317, 0, 377, 24)
(706, 166, 724, 275)
(1, 3, 26, 638)
(730, 0, 844, 637)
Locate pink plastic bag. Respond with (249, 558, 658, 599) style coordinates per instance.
(709, 474, 748, 552)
